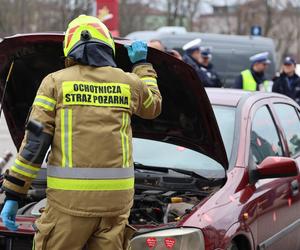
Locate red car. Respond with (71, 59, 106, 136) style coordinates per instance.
(0, 34, 299, 250)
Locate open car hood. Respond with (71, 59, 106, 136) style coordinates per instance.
(0, 33, 228, 169)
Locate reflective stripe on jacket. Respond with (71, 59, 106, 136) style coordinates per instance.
(241, 69, 269, 91)
(3, 63, 162, 217)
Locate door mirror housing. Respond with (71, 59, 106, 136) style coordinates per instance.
(250, 156, 299, 184)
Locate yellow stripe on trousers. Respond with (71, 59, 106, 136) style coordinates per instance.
(120, 112, 130, 167)
(61, 108, 73, 167)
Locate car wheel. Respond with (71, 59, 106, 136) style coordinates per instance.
(227, 242, 239, 250)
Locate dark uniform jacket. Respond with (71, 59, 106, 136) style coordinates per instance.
(234, 68, 266, 90)
(272, 72, 300, 105)
(182, 54, 214, 87)
(199, 63, 222, 87)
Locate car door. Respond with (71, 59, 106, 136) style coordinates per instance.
(270, 102, 300, 249)
(248, 103, 299, 250)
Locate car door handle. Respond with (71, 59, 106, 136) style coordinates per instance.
(291, 180, 299, 196)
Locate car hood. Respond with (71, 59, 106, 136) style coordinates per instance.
(0, 33, 228, 169)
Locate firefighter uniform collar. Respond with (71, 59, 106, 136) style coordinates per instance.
(68, 42, 117, 68)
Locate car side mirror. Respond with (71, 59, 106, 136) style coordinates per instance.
(250, 156, 299, 184)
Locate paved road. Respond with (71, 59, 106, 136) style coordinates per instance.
(0, 116, 17, 169)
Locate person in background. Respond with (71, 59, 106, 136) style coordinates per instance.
(272, 57, 300, 105)
(148, 39, 165, 51)
(199, 47, 222, 87)
(182, 39, 214, 87)
(234, 52, 271, 91)
(166, 49, 182, 60)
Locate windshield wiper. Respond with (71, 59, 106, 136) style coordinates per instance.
(134, 162, 209, 181)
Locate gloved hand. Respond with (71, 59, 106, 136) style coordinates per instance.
(125, 40, 148, 64)
(0, 200, 19, 231)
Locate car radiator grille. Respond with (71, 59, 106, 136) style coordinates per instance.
(0, 235, 33, 250)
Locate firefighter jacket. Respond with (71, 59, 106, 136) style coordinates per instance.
(3, 63, 162, 217)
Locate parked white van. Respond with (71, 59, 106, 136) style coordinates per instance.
(126, 30, 277, 88)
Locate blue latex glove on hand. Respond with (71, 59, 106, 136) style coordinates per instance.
(125, 40, 148, 64)
(1, 200, 19, 231)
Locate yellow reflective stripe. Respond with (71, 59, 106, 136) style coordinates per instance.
(61, 109, 66, 167)
(124, 113, 130, 167)
(121, 112, 125, 167)
(143, 89, 154, 108)
(68, 109, 73, 167)
(141, 77, 158, 86)
(33, 101, 54, 111)
(47, 177, 134, 191)
(120, 112, 129, 167)
(12, 166, 37, 178)
(12, 159, 40, 178)
(36, 95, 56, 104)
(33, 95, 56, 111)
(61, 108, 73, 167)
(15, 159, 39, 172)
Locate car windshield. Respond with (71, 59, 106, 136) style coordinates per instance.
(133, 105, 235, 178)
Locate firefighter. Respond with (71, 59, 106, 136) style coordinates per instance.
(0, 15, 162, 250)
(234, 52, 272, 91)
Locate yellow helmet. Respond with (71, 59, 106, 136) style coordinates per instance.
(63, 15, 115, 57)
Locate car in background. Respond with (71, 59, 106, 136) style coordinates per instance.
(126, 28, 277, 88)
(0, 34, 299, 250)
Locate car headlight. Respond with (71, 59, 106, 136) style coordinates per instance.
(130, 227, 205, 250)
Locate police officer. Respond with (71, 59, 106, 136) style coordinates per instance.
(272, 57, 300, 105)
(182, 39, 214, 87)
(199, 47, 222, 87)
(234, 52, 271, 91)
(0, 15, 162, 250)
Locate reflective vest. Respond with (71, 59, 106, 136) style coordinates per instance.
(241, 69, 270, 91)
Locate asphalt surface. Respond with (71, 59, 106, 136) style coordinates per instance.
(0, 116, 17, 170)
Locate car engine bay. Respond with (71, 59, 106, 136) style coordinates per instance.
(0, 166, 223, 227)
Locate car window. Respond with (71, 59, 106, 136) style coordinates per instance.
(251, 106, 283, 164)
(132, 106, 235, 178)
(274, 103, 300, 156)
(133, 138, 225, 179)
(212, 105, 235, 159)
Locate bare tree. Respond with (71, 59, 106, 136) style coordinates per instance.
(0, 0, 93, 37)
(220, 0, 299, 61)
(182, 0, 202, 31)
(166, 0, 181, 26)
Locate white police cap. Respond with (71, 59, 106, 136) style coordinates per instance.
(249, 52, 271, 64)
(182, 38, 202, 51)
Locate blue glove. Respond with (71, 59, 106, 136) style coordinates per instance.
(125, 40, 148, 64)
(1, 200, 19, 231)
